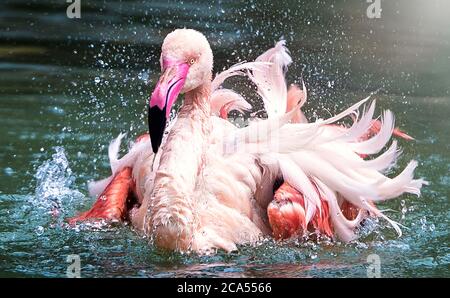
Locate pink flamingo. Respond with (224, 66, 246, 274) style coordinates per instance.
(69, 29, 426, 253)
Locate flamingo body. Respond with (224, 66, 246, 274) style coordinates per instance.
(69, 29, 426, 253)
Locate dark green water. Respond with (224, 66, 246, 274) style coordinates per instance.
(0, 0, 448, 277)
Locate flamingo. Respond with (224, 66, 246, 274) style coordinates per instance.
(69, 29, 426, 253)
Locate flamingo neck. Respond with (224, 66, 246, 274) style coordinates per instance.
(145, 80, 212, 246)
(181, 81, 211, 116)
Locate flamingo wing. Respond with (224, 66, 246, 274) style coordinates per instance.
(67, 167, 133, 224)
(220, 40, 426, 242)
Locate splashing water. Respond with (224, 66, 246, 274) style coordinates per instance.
(0, 0, 448, 277)
(32, 147, 84, 215)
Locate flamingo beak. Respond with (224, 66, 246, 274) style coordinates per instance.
(148, 62, 189, 153)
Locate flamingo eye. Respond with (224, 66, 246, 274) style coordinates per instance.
(188, 58, 196, 65)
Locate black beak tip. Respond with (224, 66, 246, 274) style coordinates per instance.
(148, 105, 167, 154)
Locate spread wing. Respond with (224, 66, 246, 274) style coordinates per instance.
(218, 40, 427, 242)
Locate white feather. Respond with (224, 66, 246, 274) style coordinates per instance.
(278, 155, 322, 224)
(211, 61, 270, 91)
(349, 110, 395, 155)
(247, 40, 292, 117)
(210, 88, 252, 116)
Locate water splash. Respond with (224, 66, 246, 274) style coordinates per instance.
(32, 147, 84, 215)
(357, 217, 381, 239)
(419, 216, 436, 233)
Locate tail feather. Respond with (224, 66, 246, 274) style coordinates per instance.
(349, 110, 395, 155)
(318, 139, 401, 173)
(211, 61, 270, 91)
(340, 100, 377, 142)
(88, 133, 152, 198)
(286, 83, 308, 123)
(109, 132, 126, 173)
(377, 160, 428, 200)
(210, 89, 252, 119)
(313, 178, 362, 242)
(278, 155, 322, 224)
(247, 40, 292, 118)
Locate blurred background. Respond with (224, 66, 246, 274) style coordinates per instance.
(0, 0, 448, 277)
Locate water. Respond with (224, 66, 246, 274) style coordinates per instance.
(0, 0, 449, 277)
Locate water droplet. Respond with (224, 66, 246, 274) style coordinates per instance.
(429, 223, 435, 232)
(4, 167, 14, 176)
(138, 70, 149, 82)
(35, 226, 44, 236)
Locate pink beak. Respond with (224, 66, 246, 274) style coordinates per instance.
(148, 61, 189, 153)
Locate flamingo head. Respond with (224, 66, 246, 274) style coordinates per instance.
(148, 28, 213, 153)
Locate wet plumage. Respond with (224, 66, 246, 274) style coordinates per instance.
(69, 29, 426, 253)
